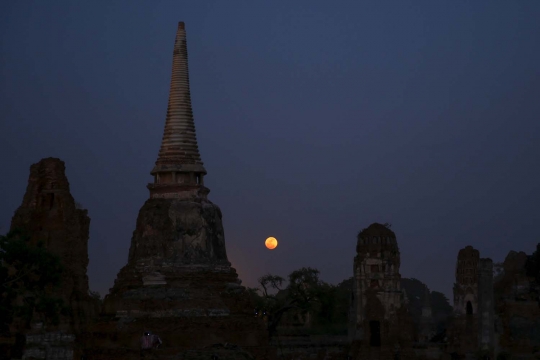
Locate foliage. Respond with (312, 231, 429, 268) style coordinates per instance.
(250, 268, 351, 339)
(430, 291, 453, 332)
(308, 277, 351, 334)
(400, 278, 453, 334)
(250, 268, 324, 338)
(309, 280, 349, 335)
(249, 274, 288, 338)
(287, 267, 321, 309)
(400, 278, 427, 322)
(0, 229, 65, 332)
(251, 270, 454, 340)
(89, 290, 103, 306)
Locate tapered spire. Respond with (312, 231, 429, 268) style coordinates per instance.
(152, 22, 206, 174)
(148, 22, 209, 199)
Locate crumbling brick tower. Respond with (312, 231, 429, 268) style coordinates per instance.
(349, 223, 415, 360)
(454, 246, 480, 316)
(9, 158, 100, 359)
(448, 247, 496, 357)
(448, 246, 480, 355)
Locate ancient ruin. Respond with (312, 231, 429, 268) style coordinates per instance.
(3, 17, 540, 360)
(453, 246, 480, 317)
(493, 250, 540, 357)
(447, 246, 480, 355)
(448, 246, 481, 356)
(446, 246, 498, 358)
(82, 22, 271, 359)
(349, 223, 415, 360)
(8, 157, 99, 359)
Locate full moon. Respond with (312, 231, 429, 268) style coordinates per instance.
(265, 237, 278, 250)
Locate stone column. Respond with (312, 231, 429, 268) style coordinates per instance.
(478, 258, 495, 356)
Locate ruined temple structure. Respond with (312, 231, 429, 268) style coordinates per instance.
(493, 250, 540, 358)
(349, 223, 416, 360)
(82, 22, 272, 359)
(447, 246, 495, 358)
(447, 246, 480, 355)
(453, 246, 480, 317)
(8, 157, 99, 359)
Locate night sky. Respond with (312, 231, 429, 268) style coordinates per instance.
(1, 1, 539, 300)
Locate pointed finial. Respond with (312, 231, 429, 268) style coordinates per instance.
(148, 22, 209, 199)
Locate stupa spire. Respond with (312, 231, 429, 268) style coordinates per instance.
(148, 22, 209, 199)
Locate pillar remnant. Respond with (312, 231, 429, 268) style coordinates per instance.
(478, 258, 495, 356)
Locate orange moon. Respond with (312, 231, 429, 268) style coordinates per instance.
(265, 237, 278, 250)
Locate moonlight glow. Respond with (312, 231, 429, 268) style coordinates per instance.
(265, 237, 278, 250)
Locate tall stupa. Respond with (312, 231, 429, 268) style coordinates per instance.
(83, 22, 271, 360)
(147, 21, 208, 201)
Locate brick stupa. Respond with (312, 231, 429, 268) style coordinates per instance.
(349, 223, 416, 360)
(83, 22, 271, 360)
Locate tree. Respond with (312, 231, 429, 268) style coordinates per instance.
(309, 282, 350, 334)
(287, 267, 322, 310)
(430, 291, 453, 333)
(400, 278, 453, 336)
(249, 273, 296, 339)
(249, 267, 325, 339)
(0, 229, 66, 333)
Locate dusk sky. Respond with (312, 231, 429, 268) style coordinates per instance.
(1, 1, 539, 299)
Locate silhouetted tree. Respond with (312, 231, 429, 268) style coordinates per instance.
(400, 278, 452, 335)
(249, 267, 325, 339)
(309, 281, 350, 335)
(0, 229, 66, 333)
(431, 291, 453, 333)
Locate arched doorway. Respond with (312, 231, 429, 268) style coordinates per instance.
(369, 320, 381, 347)
(466, 301, 473, 315)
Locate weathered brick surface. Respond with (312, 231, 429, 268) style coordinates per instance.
(494, 251, 540, 357)
(23, 331, 75, 360)
(269, 335, 348, 360)
(348, 223, 416, 360)
(8, 158, 100, 358)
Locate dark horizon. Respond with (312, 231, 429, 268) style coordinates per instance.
(1, 1, 539, 300)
